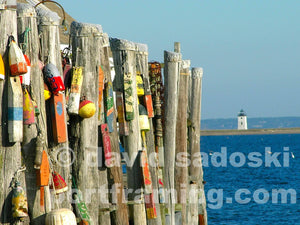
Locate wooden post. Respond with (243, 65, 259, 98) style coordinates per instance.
(37, 5, 71, 210)
(188, 67, 207, 225)
(0, 5, 26, 224)
(136, 43, 162, 225)
(110, 38, 146, 225)
(100, 33, 129, 225)
(163, 50, 181, 225)
(70, 21, 110, 225)
(175, 58, 190, 225)
(17, 3, 51, 223)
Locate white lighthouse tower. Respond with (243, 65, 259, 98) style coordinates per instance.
(237, 109, 248, 130)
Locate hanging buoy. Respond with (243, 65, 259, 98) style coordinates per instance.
(100, 124, 112, 167)
(9, 39, 27, 76)
(67, 67, 83, 115)
(124, 73, 134, 120)
(43, 63, 65, 95)
(44, 83, 51, 100)
(116, 91, 129, 136)
(104, 82, 114, 132)
(136, 73, 144, 96)
(143, 76, 154, 118)
(98, 66, 104, 122)
(50, 93, 67, 143)
(34, 133, 45, 169)
(50, 171, 68, 195)
(45, 208, 77, 225)
(0, 54, 5, 80)
(78, 98, 96, 118)
(12, 181, 29, 220)
(23, 88, 35, 125)
(20, 55, 31, 86)
(36, 150, 50, 211)
(139, 104, 150, 132)
(8, 76, 23, 142)
(12, 182, 29, 220)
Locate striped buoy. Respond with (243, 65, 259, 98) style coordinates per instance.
(9, 39, 27, 76)
(0, 54, 5, 80)
(8, 76, 23, 142)
(78, 99, 96, 118)
(20, 55, 31, 86)
(23, 88, 35, 125)
(43, 63, 65, 95)
(67, 67, 83, 114)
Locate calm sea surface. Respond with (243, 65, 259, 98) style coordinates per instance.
(200, 134, 300, 225)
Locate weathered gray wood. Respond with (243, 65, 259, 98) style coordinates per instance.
(37, 6, 71, 212)
(0, 7, 27, 225)
(163, 51, 181, 225)
(188, 68, 207, 225)
(110, 38, 146, 225)
(100, 33, 128, 225)
(187, 183, 198, 225)
(17, 4, 50, 224)
(175, 59, 190, 225)
(70, 21, 110, 225)
(136, 43, 162, 225)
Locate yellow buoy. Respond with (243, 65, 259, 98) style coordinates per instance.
(79, 99, 96, 118)
(0, 54, 5, 80)
(136, 74, 144, 96)
(44, 83, 51, 100)
(139, 104, 150, 132)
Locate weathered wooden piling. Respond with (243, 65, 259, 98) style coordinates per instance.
(188, 67, 207, 225)
(17, 3, 51, 223)
(36, 4, 71, 211)
(110, 38, 146, 225)
(175, 58, 190, 225)
(163, 50, 181, 225)
(70, 21, 110, 225)
(136, 43, 162, 225)
(100, 33, 129, 225)
(0, 5, 26, 224)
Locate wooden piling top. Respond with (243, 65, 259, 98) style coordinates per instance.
(110, 38, 136, 51)
(191, 67, 203, 78)
(70, 21, 103, 36)
(164, 50, 181, 62)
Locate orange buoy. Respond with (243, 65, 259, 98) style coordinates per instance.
(0, 54, 5, 80)
(78, 99, 96, 118)
(9, 39, 27, 76)
(20, 54, 31, 86)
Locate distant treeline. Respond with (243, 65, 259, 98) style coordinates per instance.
(201, 117, 300, 130)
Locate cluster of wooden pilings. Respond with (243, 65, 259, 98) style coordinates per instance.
(0, 2, 206, 225)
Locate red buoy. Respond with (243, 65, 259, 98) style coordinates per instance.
(43, 63, 65, 95)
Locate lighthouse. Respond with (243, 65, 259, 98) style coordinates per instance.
(237, 109, 248, 130)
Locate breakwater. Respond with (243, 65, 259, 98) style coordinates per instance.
(201, 127, 300, 136)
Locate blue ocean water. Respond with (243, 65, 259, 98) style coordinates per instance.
(201, 134, 300, 225)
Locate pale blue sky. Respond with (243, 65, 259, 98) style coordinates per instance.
(64, 0, 300, 119)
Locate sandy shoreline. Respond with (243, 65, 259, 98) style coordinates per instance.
(201, 127, 300, 136)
